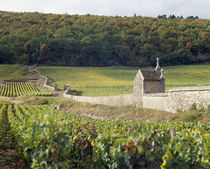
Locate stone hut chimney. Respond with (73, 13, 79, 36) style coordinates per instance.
(155, 58, 161, 71)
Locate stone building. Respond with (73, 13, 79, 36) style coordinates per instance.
(133, 58, 165, 106)
(63, 57, 210, 113)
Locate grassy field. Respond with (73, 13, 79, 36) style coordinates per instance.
(38, 65, 210, 96)
(38, 66, 137, 96)
(0, 65, 29, 80)
(165, 65, 210, 89)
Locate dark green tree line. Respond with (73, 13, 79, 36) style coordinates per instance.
(0, 11, 209, 66)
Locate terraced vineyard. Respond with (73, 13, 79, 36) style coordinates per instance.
(0, 82, 53, 97)
(0, 103, 208, 169)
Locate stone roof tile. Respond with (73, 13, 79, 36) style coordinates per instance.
(140, 69, 162, 81)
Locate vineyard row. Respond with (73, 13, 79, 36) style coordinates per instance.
(0, 82, 53, 97)
(0, 103, 209, 169)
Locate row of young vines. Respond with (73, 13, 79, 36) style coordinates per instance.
(0, 82, 53, 97)
(0, 103, 209, 169)
(0, 104, 25, 168)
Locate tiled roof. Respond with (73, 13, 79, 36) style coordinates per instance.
(140, 69, 162, 81)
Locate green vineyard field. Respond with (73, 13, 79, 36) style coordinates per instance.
(0, 82, 53, 97)
(38, 65, 210, 96)
(0, 103, 209, 169)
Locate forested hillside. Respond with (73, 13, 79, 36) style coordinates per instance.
(0, 11, 209, 66)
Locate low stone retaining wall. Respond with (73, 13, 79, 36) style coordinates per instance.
(167, 86, 210, 92)
(143, 93, 171, 112)
(44, 78, 57, 91)
(143, 86, 210, 113)
(64, 86, 70, 95)
(63, 86, 210, 113)
(168, 87, 210, 112)
(63, 87, 134, 106)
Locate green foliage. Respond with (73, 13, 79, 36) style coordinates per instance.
(3, 103, 209, 168)
(0, 11, 209, 66)
(206, 105, 210, 114)
(0, 65, 29, 80)
(161, 124, 209, 169)
(189, 103, 197, 111)
(0, 104, 15, 148)
(0, 82, 53, 97)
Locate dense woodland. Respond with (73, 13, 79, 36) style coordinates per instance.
(0, 11, 209, 66)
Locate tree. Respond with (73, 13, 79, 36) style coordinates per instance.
(114, 45, 133, 65)
(0, 11, 209, 66)
(38, 44, 49, 64)
(0, 45, 12, 64)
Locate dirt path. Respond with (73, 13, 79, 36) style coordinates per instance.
(0, 97, 24, 105)
(0, 105, 25, 169)
(28, 65, 46, 88)
(28, 65, 62, 92)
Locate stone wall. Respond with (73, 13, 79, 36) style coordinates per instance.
(160, 78, 165, 93)
(167, 86, 210, 112)
(142, 93, 171, 112)
(44, 78, 57, 91)
(133, 70, 143, 107)
(144, 81, 162, 93)
(143, 86, 210, 113)
(63, 87, 134, 106)
(63, 86, 210, 113)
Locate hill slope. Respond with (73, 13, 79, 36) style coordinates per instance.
(0, 11, 209, 66)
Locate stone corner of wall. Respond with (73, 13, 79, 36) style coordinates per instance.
(44, 77, 57, 91)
